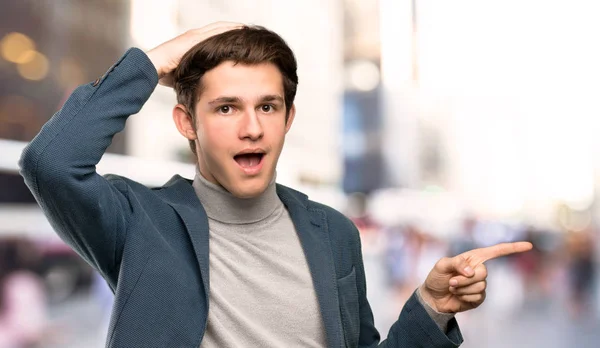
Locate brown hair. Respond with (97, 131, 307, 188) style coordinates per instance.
(173, 26, 298, 155)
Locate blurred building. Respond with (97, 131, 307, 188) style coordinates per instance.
(0, 0, 130, 150)
(0, 0, 131, 207)
(341, 0, 384, 194)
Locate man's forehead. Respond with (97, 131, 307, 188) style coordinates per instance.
(203, 60, 283, 81)
(198, 61, 284, 101)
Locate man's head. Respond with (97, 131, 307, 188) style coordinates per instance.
(172, 26, 298, 198)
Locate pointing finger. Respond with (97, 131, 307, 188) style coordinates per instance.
(465, 241, 532, 264)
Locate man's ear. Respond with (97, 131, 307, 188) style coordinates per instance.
(284, 104, 296, 134)
(173, 104, 197, 140)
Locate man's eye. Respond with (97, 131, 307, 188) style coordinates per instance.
(218, 105, 233, 114)
(261, 105, 273, 112)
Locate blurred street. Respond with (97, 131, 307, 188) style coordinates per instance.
(2, 0, 600, 347)
(32, 249, 600, 348)
(363, 251, 600, 348)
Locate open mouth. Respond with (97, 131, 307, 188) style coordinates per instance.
(234, 153, 265, 168)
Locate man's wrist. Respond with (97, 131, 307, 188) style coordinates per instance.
(418, 284, 439, 312)
(145, 49, 164, 79)
(416, 286, 455, 333)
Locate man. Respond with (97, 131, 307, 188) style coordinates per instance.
(19, 22, 531, 347)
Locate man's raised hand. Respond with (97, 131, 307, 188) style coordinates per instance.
(419, 241, 533, 313)
(146, 22, 244, 87)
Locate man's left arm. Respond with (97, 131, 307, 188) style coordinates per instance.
(353, 231, 463, 348)
(352, 224, 532, 348)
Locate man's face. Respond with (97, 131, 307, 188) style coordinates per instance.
(191, 61, 294, 198)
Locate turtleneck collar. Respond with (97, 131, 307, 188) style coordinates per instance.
(192, 168, 282, 225)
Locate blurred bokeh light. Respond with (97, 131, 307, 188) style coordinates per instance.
(1, 32, 35, 64)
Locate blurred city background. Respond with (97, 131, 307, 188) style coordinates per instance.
(1, 0, 600, 347)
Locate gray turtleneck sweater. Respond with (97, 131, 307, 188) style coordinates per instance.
(194, 171, 327, 347)
(193, 170, 453, 347)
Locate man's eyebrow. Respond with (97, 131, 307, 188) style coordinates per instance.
(207, 96, 243, 106)
(259, 95, 284, 104)
(207, 95, 284, 106)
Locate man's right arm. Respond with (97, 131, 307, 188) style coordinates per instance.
(19, 22, 242, 278)
(19, 48, 158, 277)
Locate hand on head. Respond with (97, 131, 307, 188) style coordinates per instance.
(146, 22, 244, 87)
(419, 241, 533, 313)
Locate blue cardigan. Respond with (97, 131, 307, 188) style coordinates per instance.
(19, 48, 463, 348)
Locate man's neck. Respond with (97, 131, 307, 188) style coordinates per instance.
(192, 169, 280, 224)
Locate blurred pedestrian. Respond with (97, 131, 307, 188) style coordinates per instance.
(0, 238, 46, 348)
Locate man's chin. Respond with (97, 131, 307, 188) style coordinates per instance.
(230, 188, 265, 199)
(227, 179, 270, 199)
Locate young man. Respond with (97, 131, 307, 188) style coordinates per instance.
(19, 22, 531, 347)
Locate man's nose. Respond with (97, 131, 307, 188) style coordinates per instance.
(239, 110, 264, 141)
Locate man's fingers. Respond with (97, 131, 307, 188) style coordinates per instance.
(180, 23, 245, 50)
(156, 23, 245, 86)
(204, 24, 245, 36)
(149, 22, 246, 82)
(187, 22, 244, 37)
(457, 292, 485, 304)
(466, 241, 533, 264)
(189, 23, 245, 40)
(449, 264, 487, 287)
(450, 280, 486, 295)
(200, 21, 245, 31)
(158, 74, 175, 87)
(185, 26, 241, 47)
